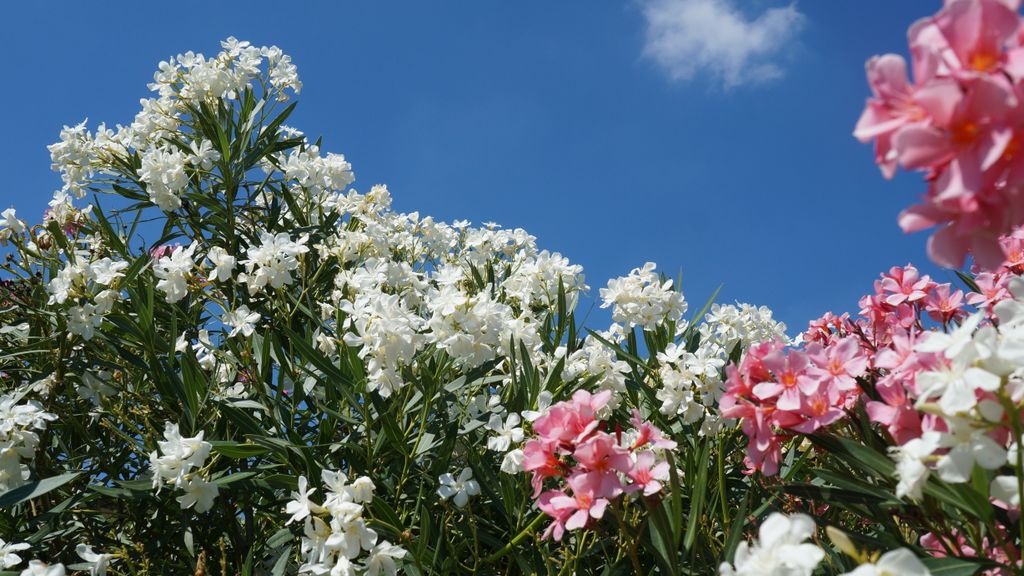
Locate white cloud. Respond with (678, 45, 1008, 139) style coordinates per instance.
(639, 0, 805, 89)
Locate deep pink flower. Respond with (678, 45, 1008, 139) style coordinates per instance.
(790, 392, 846, 434)
(150, 244, 179, 259)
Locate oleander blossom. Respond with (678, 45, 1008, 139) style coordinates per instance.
(522, 390, 676, 541)
(718, 513, 825, 576)
(284, 470, 408, 575)
(723, 251, 1024, 478)
(856, 0, 1024, 269)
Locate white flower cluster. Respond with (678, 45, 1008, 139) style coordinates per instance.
(282, 145, 354, 193)
(46, 38, 300, 215)
(149, 422, 218, 513)
(891, 277, 1024, 501)
(153, 243, 197, 304)
(285, 471, 406, 576)
(599, 262, 687, 331)
(0, 396, 57, 491)
(238, 232, 310, 295)
(700, 303, 789, 352)
(138, 146, 189, 211)
(44, 253, 127, 341)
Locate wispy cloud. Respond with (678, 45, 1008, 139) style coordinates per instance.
(639, 0, 805, 89)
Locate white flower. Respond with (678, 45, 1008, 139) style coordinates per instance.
(93, 290, 119, 315)
(917, 312, 984, 363)
(149, 422, 212, 490)
(285, 475, 323, 524)
(238, 232, 309, 294)
(486, 413, 524, 452)
(139, 146, 189, 211)
(0, 538, 29, 568)
(0, 208, 26, 241)
(718, 513, 824, 576)
(67, 304, 103, 341)
(501, 449, 525, 474)
(841, 548, 931, 576)
(19, 561, 65, 576)
(934, 418, 1006, 484)
(153, 243, 197, 303)
(521, 391, 552, 422)
(222, 305, 260, 338)
(362, 541, 407, 576)
(437, 467, 480, 508)
(915, 361, 1000, 416)
(187, 139, 221, 170)
(346, 476, 375, 504)
(991, 475, 1020, 508)
(88, 258, 128, 286)
(176, 477, 219, 513)
(600, 262, 687, 331)
(206, 246, 236, 282)
(890, 432, 941, 500)
(75, 544, 114, 576)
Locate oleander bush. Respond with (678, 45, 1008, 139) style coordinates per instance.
(6, 1, 1024, 575)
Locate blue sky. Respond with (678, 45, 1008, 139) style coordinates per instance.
(0, 1, 952, 333)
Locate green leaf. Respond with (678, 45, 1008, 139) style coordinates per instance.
(0, 471, 80, 508)
(209, 441, 271, 459)
(921, 555, 983, 576)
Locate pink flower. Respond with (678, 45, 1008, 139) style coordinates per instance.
(532, 389, 611, 446)
(626, 451, 670, 496)
(967, 271, 1012, 309)
(549, 472, 614, 532)
(572, 434, 630, 492)
(807, 336, 868, 392)
(790, 392, 846, 434)
(918, 0, 1024, 78)
(754, 348, 815, 411)
(522, 439, 564, 497)
(854, 54, 953, 178)
(629, 410, 677, 451)
(537, 489, 575, 541)
(856, 0, 1024, 270)
(877, 265, 936, 306)
(924, 282, 967, 323)
(150, 244, 179, 259)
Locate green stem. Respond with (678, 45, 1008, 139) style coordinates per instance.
(484, 513, 547, 564)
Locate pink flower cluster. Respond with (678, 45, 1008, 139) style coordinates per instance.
(923, 529, 1021, 575)
(725, 255, 1024, 477)
(521, 390, 676, 541)
(720, 336, 868, 476)
(856, 0, 1024, 269)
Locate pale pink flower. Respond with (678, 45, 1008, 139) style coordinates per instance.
(549, 472, 612, 531)
(626, 451, 670, 496)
